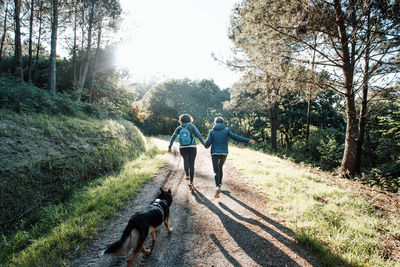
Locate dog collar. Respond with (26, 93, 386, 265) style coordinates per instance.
(152, 199, 165, 221)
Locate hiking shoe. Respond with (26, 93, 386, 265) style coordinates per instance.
(214, 187, 221, 198)
(188, 183, 194, 192)
(184, 176, 190, 180)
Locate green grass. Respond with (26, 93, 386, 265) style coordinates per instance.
(1, 146, 166, 266)
(228, 146, 400, 267)
(0, 110, 147, 233)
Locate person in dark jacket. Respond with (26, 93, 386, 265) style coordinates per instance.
(205, 117, 255, 198)
(168, 114, 205, 191)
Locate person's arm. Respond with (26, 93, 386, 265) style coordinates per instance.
(228, 129, 251, 143)
(192, 125, 206, 146)
(168, 127, 181, 150)
(205, 130, 212, 148)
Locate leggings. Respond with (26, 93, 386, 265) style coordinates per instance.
(179, 147, 197, 182)
(212, 154, 227, 187)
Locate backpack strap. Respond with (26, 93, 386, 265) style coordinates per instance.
(180, 124, 190, 131)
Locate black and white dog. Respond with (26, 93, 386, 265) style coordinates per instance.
(102, 187, 173, 266)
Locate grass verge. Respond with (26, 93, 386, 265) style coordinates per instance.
(1, 147, 166, 266)
(1, 110, 147, 233)
(229, 146, 400, 267)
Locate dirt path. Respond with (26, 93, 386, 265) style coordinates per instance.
(71, 139, 321, 266)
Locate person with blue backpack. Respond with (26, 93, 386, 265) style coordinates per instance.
(205, 117, 255, 198)
(168, 114, 206, 191)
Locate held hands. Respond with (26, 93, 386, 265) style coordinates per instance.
(249, 139, 255, 144)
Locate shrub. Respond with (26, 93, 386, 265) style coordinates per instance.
(296, 127, 345, 169)
(0, 75, 85, 115)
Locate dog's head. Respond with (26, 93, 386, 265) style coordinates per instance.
(157, 187, 173, 206)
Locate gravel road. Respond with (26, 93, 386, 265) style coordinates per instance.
(71, 139, 321, 267)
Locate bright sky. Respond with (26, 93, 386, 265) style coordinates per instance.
(115, 0, 242, 89)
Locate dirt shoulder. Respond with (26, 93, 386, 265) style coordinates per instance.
(71, 139, 321, 266)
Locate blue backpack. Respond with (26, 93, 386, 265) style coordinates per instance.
(179, 125, 192, 145)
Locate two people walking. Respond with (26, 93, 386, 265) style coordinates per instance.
(168, 114, 254, 197)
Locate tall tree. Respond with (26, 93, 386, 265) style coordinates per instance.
(0, 1, 9, 73)
(228, 0, 400, 175)
(354, 0, 400, 173)
(13, 0, 23, 81)
(77, 0, 94, 99)
(78, 1, 85, 83)
(72, 0, 78, 84)
(77, 0, 121, 101)
(27, 0, 35, 82)
(32, 0, 43, 84)
(49, 0, 58, 93)
(88, 22, 101, 103)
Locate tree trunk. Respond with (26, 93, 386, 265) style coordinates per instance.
(269, 101, 279, 151)
(32, 0, 43, 85)
(49, 0, 58, 94)
(306, 97, 311, 142)
(334, 0, 357, 176)
(306, 35, 317, 143)
(78, 6, 85, 83)
(89, 24, 101, 103)
(27, 0, 35, 82)
(354, 77, 369, 173)
(0, 3, 8, 73)
(14, 0, 23, 81)
(341, 90, 357, 176)
(72, 0, 77, 84)
(354, 8, 371, 174)
(78, 1, 94, 101)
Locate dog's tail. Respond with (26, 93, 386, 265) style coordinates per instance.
(102, 233, 131, 256)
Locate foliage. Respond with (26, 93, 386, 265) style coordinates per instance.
(90, 76, 137, 117)
(0, 73, 137, 119)
(0, 146, 165, 266)
(250, 127, 345, 171)
(229, 146, 400, 267)
(375, 101, 400, 163)
(0, 110, 147, 239)
(129, 102, 147, 123)
(142, 79, 228, 135)
(355, 101, 400, 192)
(132, 78, 159, 100)
(280, 90, 345, 148)
(279, 93, 308, 148)
(223, 109, 269, 140)
(0, 74, 85, 115)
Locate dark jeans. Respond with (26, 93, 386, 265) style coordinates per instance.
(179, 147, 197, 182)
(212, 154, 227, 187)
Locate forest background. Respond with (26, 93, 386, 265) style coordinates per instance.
(1, 0, 399, 190)
(0, 0, 399, 264)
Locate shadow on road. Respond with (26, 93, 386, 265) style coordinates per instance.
(209, 233, 242, 267)
(222, 190, 351, 267)
(222, 190, 295, 236)
(192, 188, 306, 266)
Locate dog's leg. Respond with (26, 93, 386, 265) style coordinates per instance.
(164, 216, 173, 232)
(150, 230, 157, 250)
(127, 229, 147, 267)
(126, 247, 141, 267)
